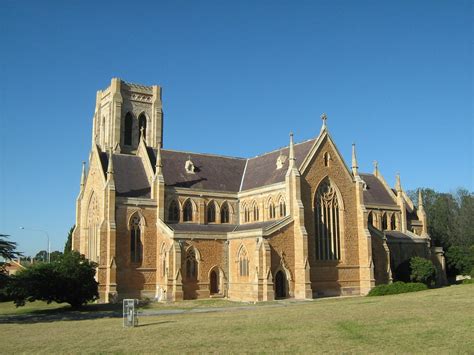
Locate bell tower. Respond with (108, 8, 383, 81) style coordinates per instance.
(91, 78, 163, 153)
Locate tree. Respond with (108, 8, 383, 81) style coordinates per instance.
(0, 234, 22, 260)
(6, 251, 98, 308)
(34, 250, 48, 262)
(410, 257, 437, 286)
(445, 246, 473, 276)
(64, 225, 74, 254)
(49, 251, 63, 262)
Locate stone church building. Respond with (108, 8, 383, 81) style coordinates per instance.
(72, 78, 444, 303)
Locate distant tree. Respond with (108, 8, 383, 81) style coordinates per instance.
(49, 251, 63, 262)
(64, 226, 74, 254)
(445, 246, 473, 276)
(7, 251, 98, 308)
(34, 250, 48, 262)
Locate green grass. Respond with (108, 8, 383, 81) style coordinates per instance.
(0, 285, 473, 353)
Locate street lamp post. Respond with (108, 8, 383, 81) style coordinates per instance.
(20, 227, 51, 263)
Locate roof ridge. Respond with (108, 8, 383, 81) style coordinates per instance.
(247, 138, 316, 160)
(161, 148, 246, 160)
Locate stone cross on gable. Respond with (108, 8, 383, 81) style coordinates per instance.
(373, 160, 378, 170)
(321, 113, 327, 128)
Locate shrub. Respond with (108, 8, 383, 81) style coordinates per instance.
(367, 281, 427, 296)
(410, 257, 437, 286)
(462, 278, 474, 285)
(6, 251, 98, 308)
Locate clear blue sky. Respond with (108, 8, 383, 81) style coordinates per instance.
(0, 0, 472, 256)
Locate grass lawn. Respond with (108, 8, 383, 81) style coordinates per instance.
(0, 284, 473, 353)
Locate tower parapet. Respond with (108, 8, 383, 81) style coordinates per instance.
(92, 78, 163, 153)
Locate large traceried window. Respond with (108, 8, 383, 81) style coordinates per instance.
(130, 214, 143, 263)
(220, 202, 230, 223)
(124, 112, 133, 146)
(315, 179, 341, 261)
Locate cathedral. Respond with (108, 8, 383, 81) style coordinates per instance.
(72, 78, 446, 302)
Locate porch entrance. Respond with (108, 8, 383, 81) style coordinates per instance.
(275, 270, 287, 299)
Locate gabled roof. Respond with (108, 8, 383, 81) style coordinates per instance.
(100, 152, 151, 198)
(360, 173, 398, 207)
(241, 139, 315, 190)
(146, 138, 315, 193)
(149, 149, 247, 192)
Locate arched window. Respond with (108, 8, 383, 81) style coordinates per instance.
(382, 213, 388, 230)
(243, 204, 250, 223)
(186, 247, 198, 280)
(207, 201, 216, 223)
(124, 112, 133, 146)
(252, 202, 259, 222)
(130, 215, 143, 263)
(269, 201, 276, 219)
(138, 113, 147, 141)
(183, 199, 193, 222)
(220, 202, 230, 223)
(239, 247, 249, 277)
(315, 179, 341, 261)
(368, 211, 374, 227)
(87, 193, 99, 262)
(390, 213, 396, 230)
(168, 200, 179, 222)
(279, 199, 286, 217)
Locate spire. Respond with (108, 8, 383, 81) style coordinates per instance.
(320, 113, 327, 132)
(395, 172, 402, 192)
(418, 189, 424, 209)
(155, 147, 162, 175)
(107, 149, 114, 175)
(373, 160, 379, 177)
(80, 161, 86, 188)
(289, 132, 295, 162)
(351, 143, 359, 176)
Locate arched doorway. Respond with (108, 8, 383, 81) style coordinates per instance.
(210, 269, 219, 294)
(275, 270, 287, 299)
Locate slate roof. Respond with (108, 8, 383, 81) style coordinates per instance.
(360, 174, 397, 207)
(241, 139, 315, 190)
(146, 138, 316, 193)
(100, 152, 151, 198)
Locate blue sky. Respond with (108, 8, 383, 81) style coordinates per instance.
(0, 0, 472, 256)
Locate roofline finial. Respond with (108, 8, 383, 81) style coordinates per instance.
(320, 113, 328, 132)
(289, 132, 295, 161)
(351, 142, 359, 176)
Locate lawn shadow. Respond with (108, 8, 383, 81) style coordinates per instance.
(0, 303, 124, 325)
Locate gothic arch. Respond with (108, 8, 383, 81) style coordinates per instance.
(138, 112, 148, 141)
(86, 191, 100, 262)
(266, 196, 276, 220)
(184, 245, 201, 280)
(182, 198, 197, 222)
(251, 200, 259, 222)
(128, 211, 145, 264)
(166, 198, 181, 222)
(220, 201, 231, 224)
(277, 194, 287, 217)
(313, 177, 344, 261)
(237, 245, 250, 277)
(123, 112, 135, 146)
(206, 200, 218, 223)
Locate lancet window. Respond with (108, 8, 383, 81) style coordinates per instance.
(269, 201, 276, 219)
(279, 199, 286, 217)
(183, 199, 193, 222)
(186, 247, 198, 280)
(168, 200, 180, 222)
(207, 202, 216, 223)
(130, 215, 143, 263)
(124, 112, 133, 146)
(315, 179, 341, 261)
(239, 247, 249, 277)
(138, 113, 147, 140)
(220, 202, 230, 223)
